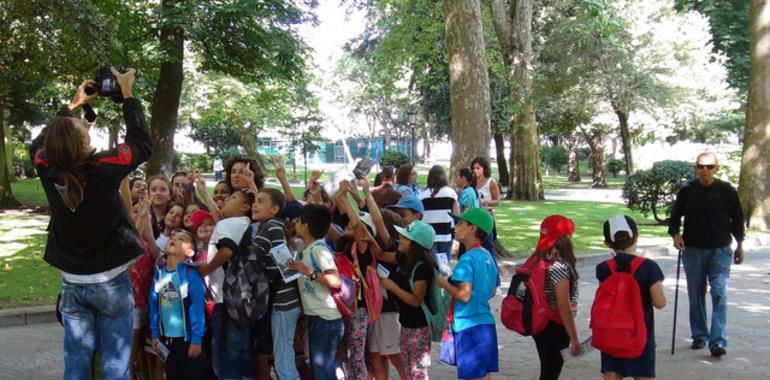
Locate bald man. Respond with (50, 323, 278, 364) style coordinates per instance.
(668, 152, 744, 357)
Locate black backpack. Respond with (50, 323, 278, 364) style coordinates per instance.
(222, 225, 271, 328)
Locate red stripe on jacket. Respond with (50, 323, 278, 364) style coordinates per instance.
(94, 144, 133, 166)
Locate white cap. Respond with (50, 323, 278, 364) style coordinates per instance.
(358, 211, 377, 237)
(607, 215, 633, 242)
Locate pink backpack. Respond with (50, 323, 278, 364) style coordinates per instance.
(351, 243, 383, 324)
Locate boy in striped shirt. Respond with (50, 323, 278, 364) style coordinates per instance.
(251, 188, 302, 380)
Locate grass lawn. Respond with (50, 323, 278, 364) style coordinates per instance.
(0, 211, 58, 309)
(494, 200, 668, 254)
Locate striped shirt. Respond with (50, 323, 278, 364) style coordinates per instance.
(544, 259, 579, 315)
(419, 186, 458, 243)
(251, 219, 301, 311)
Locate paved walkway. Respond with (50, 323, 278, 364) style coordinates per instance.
(2, 247, 768, 379)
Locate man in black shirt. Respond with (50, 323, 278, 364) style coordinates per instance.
(668, 152, 744, 358)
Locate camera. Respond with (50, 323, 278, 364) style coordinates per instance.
(85, 66, 127, 103)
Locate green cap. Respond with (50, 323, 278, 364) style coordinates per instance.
(450, 207, 494, 235)
(395, 221, 436, 250)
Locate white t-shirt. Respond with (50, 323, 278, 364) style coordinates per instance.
(206, 216, 251, 304)
(213, 158, 224, 172)
(297, 239, 342, 320)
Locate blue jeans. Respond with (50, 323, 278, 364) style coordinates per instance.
(59, 271, 134, 380)
(682, 245, 732, 348)
(308, 316, 344, 380)
(211, 304, 255, 380)
(272, 307, 301, 380)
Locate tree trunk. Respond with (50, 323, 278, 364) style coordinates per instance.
(612, 102, 634, 175)
(738, 0, 770, 230)
(230, 117, 266, 172)
(4, 113, 13, 183)
(422, 127, 431, 161)
(145, 0, 184, 177)
(444, 0, 492, 176)
(0, 104, 19, 207)
(567, 133, 581, 182)
(506, 133, 515, 199)
(493, 132, 510, 187)
(487, 0, 543, 200)
(581, 127, 607, 188)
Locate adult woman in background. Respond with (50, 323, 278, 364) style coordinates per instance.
(30, 68, 152, 379)
(472, 157, 501, 249)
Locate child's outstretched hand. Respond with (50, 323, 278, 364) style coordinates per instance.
(288, 259, 310, 276)
(188, 343, 202, 358)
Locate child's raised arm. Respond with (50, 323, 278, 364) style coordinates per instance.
(194, 170, 222, 222)
(360, 178, 390, 245)
(198, 246, 234, 277)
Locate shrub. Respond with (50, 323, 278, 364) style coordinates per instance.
(379, 150, 410, 168)
(622, 160, 696, 224)
(546, 146, 569, 174)
(607, 158, 624, 177)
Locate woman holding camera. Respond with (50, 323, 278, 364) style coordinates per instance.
(30, 68, 152, 380)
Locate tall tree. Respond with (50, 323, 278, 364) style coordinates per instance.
(143, 0, 313, 176)
(444, 0, 492, 175)
(487, 0, 543, 200)
(675, 0, 749, 96)
(738, 0, 770, 230)
(0, 1, 111, 207)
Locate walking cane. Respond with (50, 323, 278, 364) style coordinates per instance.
(671, 249, 683, 355)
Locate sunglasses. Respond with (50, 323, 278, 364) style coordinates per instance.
(695, 164, 716, 170)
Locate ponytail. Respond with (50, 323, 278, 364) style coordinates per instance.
(44, 117, 90, 210)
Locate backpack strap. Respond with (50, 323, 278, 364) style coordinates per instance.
(608, 256, 645, 274)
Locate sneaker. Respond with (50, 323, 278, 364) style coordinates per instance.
(691, 339, 707, 349)
(710, 345, 727, 357)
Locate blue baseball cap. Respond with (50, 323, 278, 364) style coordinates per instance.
(387, 196, 424, 215)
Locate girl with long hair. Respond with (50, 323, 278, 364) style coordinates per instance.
(147, 175, 172, 238)
(373, 221, 437, 380)
(30, 69, 151, 378)
(531, 215, 582, 380)
(419, 165, 460, 260)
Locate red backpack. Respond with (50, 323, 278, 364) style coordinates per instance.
(591, 257, 647, 359)
(312, 250, 360, 319)
(501, 254, 557, 336)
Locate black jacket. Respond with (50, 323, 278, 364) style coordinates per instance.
(668, 178, 745, 249)
(30, 98, 152, 274)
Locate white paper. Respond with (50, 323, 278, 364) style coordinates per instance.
(436, 253, 452, 276)
(377, 263, 390, 278)
(270, 243, 301, 283)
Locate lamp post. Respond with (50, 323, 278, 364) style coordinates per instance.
(408, 111, 416, 164)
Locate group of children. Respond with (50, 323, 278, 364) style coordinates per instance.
(120, 155, 667, 380)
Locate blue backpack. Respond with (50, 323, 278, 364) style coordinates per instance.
(410, 261, 451, 342)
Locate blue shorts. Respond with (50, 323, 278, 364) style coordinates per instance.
(601, 332, 656, 378)
(455, 323, 498, 379)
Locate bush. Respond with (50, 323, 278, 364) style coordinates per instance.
(174, 152, 214, 172)
(539, 145, 569, 174)
(607, 158, 624, 177)
(379, 150, 410, 168)
(622, 160, 696, 224)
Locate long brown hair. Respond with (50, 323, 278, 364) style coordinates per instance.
(536, 235, 578, 280)
(426, 165, 448, 198)
(44, 117, 90, 210)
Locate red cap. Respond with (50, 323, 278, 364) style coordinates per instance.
(190, 210, 214, 229)
(536, 215, 575, 252)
